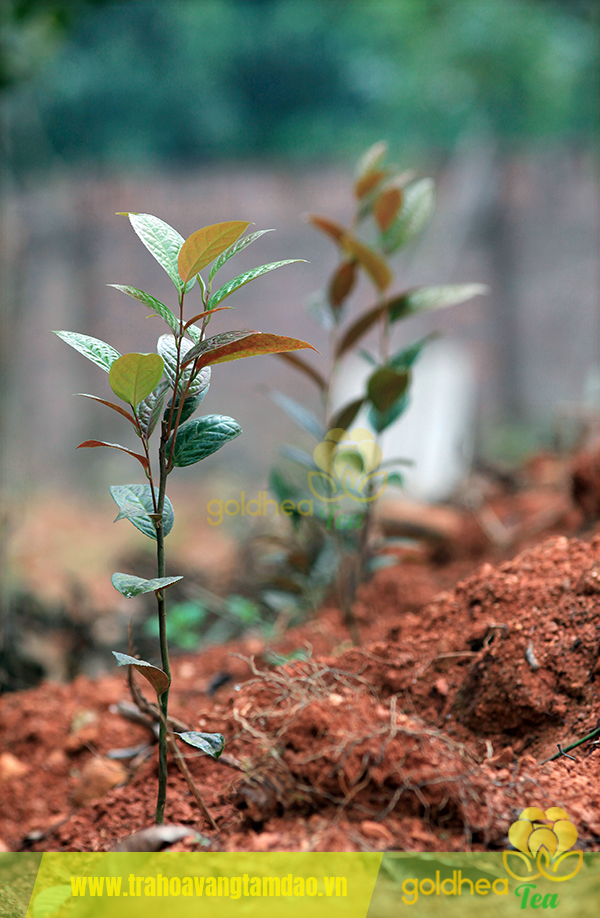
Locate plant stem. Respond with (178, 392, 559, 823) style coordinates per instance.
(154, 423, 171, 824)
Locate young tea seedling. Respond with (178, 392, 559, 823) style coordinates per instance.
(55, 213, 314, 825)
(269, 143, 488, 635)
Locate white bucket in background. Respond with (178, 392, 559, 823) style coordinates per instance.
(330, 338, 476, 503)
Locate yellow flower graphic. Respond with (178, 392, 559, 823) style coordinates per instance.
(308, 427, 388, 503)
(503, 806, 582, 882)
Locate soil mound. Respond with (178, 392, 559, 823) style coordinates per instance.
(1, 532, 599, 852)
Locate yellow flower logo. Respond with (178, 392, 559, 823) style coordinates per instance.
(503, 806, 582, 882)
(308, 428, 387, 503)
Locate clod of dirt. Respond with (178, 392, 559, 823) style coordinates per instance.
(451, 535, 600, 733)
(71, 757, 128, 805)
(0, 752, 29, 780)
(571, 443, 600, 521)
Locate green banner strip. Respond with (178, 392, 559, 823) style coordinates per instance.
(2, 852, 599, 918)
(23, 853, 382, 918)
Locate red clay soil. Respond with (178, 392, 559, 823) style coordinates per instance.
(1, 494, 599, 853)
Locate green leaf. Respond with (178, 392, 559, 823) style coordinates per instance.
(176, 731, 225, 759)
(111, 573, 183, 599)
(369, 392, 410, 433)
(382, 178, 435, 253)
(109, 352, 165, 406)
(269, 390, 325, 440)
(387, 472, 404, 488)
(367, 366, 410, 413)
(168, 415, 242, 467)
(136, 378, 170, 438)
(110, 483, 174, 540)
(33, 886, 72, 918)
(77, 440, 149, 471)
(184, 330, 318, 369)
(186, 323, 202, 344)
(125, 213, 195, 292)
(388, 333, 438, 371)
(280, 445, 316, 469)
(269, 468, 301, 505)
(388, 284, 489, 320)
(112, 650, 170, 697)
(328, 397, 366, 431)
(209, 228, 275, 282)
(178, 221, 251, 283)
(157, 334, 211, 396)
(108, 285, 179, 334)
(53, 330, 120, 372)
(207, 259, 306, 310)
(164, 386, 208, 428)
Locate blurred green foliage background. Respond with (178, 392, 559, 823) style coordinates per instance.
(1, 0, 598, 179)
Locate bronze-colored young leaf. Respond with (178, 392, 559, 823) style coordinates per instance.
(109, 353, 165, 406)
(340, 235, 392, 291)
(328, 397, 366, 431)
(76, 440, 149, 471)
(177, 221, 251, 284)
(306, 214, 346, 244)
(367, 366, 410, 413)
(335, 304, 387, 358)
(328, 259, 357, 310)
(355, 168, 386, 200)
(76, 394, 137, 428)
(307, 216, 391, 291)
(276, 352, 327, 391)
(374, 185, 403, 232)
(183, 305, 232, 331)
(112, 650, 170, 697)
(184, 330, 318, 370)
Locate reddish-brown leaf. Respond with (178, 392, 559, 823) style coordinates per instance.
(276, 352, 327, 390)
(183, 305, 232, 330)
(189, 332, 318, 369)
(306, 214, 346, 244)
(374, 186, 403, 232)
(335, 305, 387, 358)
(328, 259, 357, 310)
(355, 168, 386, 200)
(76, 394, 137, 427)
(77, 440, 149, 470)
